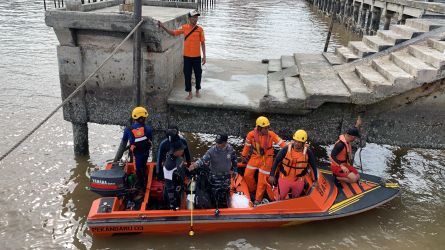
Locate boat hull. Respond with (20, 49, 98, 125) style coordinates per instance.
(87, 163, 399, 235)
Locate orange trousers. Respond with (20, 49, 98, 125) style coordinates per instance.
(244, 164, 275, 202)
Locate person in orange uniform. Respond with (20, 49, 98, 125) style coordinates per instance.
(330, 127, 361, 183)
(241, 116, 286, 205)
(158, 10, 206, 100)
(268, 130, 318, 200)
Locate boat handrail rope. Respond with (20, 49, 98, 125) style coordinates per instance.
(0, 19, 145, 163)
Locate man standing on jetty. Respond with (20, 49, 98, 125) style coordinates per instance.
(158, 10, 206, 100)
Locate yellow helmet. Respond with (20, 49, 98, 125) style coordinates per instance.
(132, 107, 148, 119)
(256, 116, 270, 127)
(293, 129, 308, 142)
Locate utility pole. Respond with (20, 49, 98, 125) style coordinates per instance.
(133, 0, 142, 106)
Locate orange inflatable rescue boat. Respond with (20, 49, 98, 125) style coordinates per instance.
(87, 162, 399, 235)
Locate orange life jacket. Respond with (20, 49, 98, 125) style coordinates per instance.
(280, 144, 309, 180)
(330, 134, 352, 167)
(252, 128, 273, 157)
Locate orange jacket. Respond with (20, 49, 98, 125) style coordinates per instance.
(280, 144, 309, 180)
(173, 24, 205, 57)
(330, 134, 352, 167)
(241, 128, 286, 168)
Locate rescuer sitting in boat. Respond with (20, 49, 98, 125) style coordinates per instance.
(113, 107, 152, 197)
(156, 124, 191, 180)
(241, 116, 287, 205)
(163, 141, 188, 210)
(190, 133, 238, 208)
(330, 126, 361, 183)
(268, 130, 319, 200)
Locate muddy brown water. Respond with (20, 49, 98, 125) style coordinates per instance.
(0, 0, 444, 249)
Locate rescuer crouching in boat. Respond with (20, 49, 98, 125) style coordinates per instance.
(190, 133, 238, 208)
(268, 130, 319, 200)
(163, 141, 188, 210)
(330, 126, 361, 183)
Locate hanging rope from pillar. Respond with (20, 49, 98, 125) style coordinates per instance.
(0, 19, 145, 162)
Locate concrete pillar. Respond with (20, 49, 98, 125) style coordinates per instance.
(384, 11, 394, 30)
(371, 8, 382, 33)
(366, 7, 372, 33)
(352, 2, 361, 24)
(73, 122, 89, 156)
(398, 14, 409, 25)
(360, 5, 369, 29)
(348, 0, 354, 16)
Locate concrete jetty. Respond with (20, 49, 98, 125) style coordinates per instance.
(45, 0, 445, 155)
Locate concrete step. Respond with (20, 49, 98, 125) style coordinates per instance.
(377, 30, 411, 45)
(337, 70, 374, 104)
(323, 52, 344, 65)
(427, 38, 445, 53)
(409, 44, 445, 68)
(363, 35, 394, 51)
(371, 56, 414, 91)
(405, 18, 445, 32)
(335, 46, 359, 62)
(294, 53, 351, 108)
(284, 76, 306, 108)
(268, 59, 281, 73)
(281, 55, 295, 69)
(348, 41, 377, 58)
(355, 65, 394, 95)
(267, 80, 287, 103)
(391, 51, 437, 82)
(390, 25, 424, 38)
(268, 65, 300, 81)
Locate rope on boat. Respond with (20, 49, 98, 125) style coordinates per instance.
(0, 19, 145, 163)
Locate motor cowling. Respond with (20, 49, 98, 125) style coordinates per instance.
(90, 163, 126, 197)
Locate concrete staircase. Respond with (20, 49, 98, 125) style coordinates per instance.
(338, 37, 445, 104)
(264, 33, 445, 110)
(263, 53, 351, 111)
(324, 18, 445, 65)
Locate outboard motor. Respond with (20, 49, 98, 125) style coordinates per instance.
(90, 162, 127, 197)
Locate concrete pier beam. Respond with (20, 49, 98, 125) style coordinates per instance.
(73, 122, 89, 155)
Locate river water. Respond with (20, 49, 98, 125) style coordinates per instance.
(0, 0, 444, 249)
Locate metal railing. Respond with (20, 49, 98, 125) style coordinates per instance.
(43, 0, 107, 10)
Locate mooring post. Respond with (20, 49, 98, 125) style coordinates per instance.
(133, 0, 142, 106)
(73, 122, 89, 155)
(323, 0, 337, 52)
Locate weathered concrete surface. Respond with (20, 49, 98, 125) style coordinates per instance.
(295, 53, 351, 108)
(168, 78, 445, 149)
(167, 59, 267, 112)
